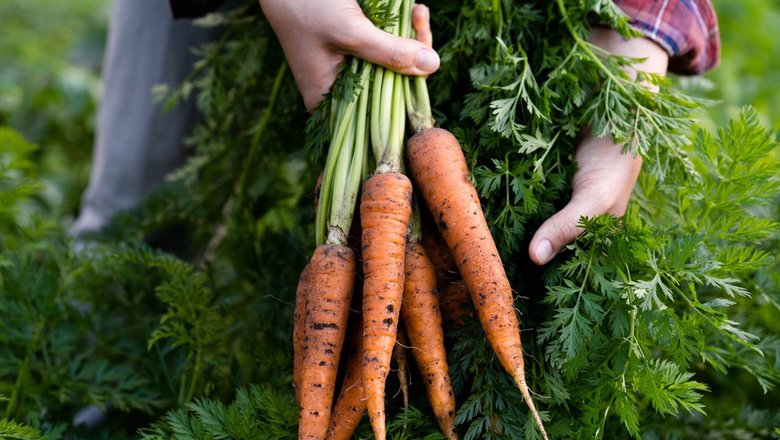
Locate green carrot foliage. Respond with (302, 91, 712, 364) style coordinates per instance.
(0, 0, 777, 438)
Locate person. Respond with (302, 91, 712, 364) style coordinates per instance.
(70, 0, 439, 241)
(255, 0, 719, 265)
(70, 0, 221, 239)
(73, 0, 719, 266)
(71, 0, 718, 429)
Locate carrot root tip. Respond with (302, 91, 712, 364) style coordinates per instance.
(514, 373, 549, 440)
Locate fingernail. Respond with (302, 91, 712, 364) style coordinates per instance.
(535, 239, 554, 264)
(415, 48, 440, 72)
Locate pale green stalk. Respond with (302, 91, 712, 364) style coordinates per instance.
(328, 110, 357, 244)
(402, 0, 434, 133)
(329, 63, 373, 243)
(316, 60, 373, 245)
(405, 75, 434, 132)
(370, 67, 385, 160)
(377, 73, 406, 172)
(369, 0, 417, 173)
(316, 59, 362, 244)
(399, 0, 412, 39)
(385, 0, 404, 33)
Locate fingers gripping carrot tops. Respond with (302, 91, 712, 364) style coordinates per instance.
(298, 244, 357, 440)
(360, 172, 413, 440)
(406, 127, 548, 440)
(402, 242, 459, 440)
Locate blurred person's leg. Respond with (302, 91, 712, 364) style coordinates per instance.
(71, 0, 216, 427)
(71, 0, 213, 238)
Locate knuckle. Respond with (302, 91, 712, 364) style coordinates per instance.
(387, 44, 415, 70)
(555, 221, 581, 242)
(327, 15, 366, 50)
(331, 26, 360, 51)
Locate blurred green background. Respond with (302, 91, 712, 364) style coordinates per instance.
(0, 0, 107, 220)
(703, 0, 780, 128)
(0, 0, 778, 437)
(1, 0, 778, 226)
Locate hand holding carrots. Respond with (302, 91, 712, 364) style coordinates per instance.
(288, 0, 549, 437)
(257, 0, 439, 109)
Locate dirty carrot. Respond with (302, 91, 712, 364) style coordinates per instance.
(438, 279, 471, 330)
(421, 227, 472, 329)
(406, 127, 548, 440)
(359, 1, 415, 437)
(360, 172, 413, 440)
(421, 225, 460, 286)
(401, 241, 458, 440)
(293, 263, 311, 407)
(298, 245, 357, 439)
(326, 315, 367, 440)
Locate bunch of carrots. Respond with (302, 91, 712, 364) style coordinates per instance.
(293, 1, 548, 439)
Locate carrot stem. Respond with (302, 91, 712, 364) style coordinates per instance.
(399, 0, 412, 39)
(406, 75, 434, 132)
(328, 112, 356, 244)
(378, 73, 406, 172)
(370, 0, 409, 174)
(317, 59, 372, 244)
(329, 63, 373, 243)
(370, 67, 385, 161)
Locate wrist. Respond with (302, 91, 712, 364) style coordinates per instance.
(588, 27, 669, 92)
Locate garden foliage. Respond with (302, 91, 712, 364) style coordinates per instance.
(0, 0, 778, 438)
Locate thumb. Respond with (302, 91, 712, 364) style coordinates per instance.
(528, 198, 600, 265)
(342, 17, 440, 76)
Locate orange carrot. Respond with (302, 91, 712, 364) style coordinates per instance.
(298, 244, 357, 440)
(326, 317, 367, 440)
(421, 229, 472, 329)
(293, 263, 311, 407)
(401, 241, 459, 439)
(360, 171, 413, 440)
(406, 128, 548, 440)
(438, 279, 471, 330)
(421, 226, 459, 286)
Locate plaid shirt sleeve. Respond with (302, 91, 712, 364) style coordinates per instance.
(612, 0, 721, 74)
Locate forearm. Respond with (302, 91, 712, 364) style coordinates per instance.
(572, 29, 671, 214)
(577, 27, 671, 157)
(589, 27, 669, 90)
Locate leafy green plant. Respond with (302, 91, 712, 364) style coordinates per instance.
(0, 415, 45, 440)
(0, 0, 778, 438)
(139, 385, 297, 440)
(424, 0, 779, 436)
(0, 0, 106, 216)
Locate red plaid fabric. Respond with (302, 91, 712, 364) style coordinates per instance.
(613, 0, 720, 74)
